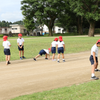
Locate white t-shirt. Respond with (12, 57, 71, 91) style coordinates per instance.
(57, 41, 65, 48)
(91, 44, 98, 57)
(3, 40, 11, 49)
(43, 49, 49, 54)
(17, 38, 24, 45)
(51, 41, 58, 47)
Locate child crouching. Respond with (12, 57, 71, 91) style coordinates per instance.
(33, 48, 51, 61)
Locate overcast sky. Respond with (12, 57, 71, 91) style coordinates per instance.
(0, 0, 23, 22)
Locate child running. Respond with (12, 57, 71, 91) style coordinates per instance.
(89, 39, 100, 80)
(51, 37, 58, 61)
(57, 36, 65, 63)
(33, 48, 51, 61)
(17, 33, 25, 60)
(3, 36, 11, 65)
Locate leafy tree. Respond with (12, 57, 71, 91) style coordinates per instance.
(77, 16, 84, 35)
(21, 0, 66, 36)
(0, 20, 12, 27)
(55, 11, 84, 34)
(55, 11, 80, 33)
(0, 20, 25, 27)
(21, 3, 36, 33)
(69, 0, 100, 36)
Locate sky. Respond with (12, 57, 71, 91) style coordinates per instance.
(0, 0, 23, 22)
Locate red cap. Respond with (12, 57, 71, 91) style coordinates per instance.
(48, 48, 51, 51)
(3, 36, 8, 41)
(54, 38, 58, 41)
(59, 38, 63, 42)
(59, 36, 62, 39)
(18, 33, 22, 37)
(96, 39, 100, 44)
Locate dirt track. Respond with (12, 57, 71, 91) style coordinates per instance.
(0, 51, 100, 100)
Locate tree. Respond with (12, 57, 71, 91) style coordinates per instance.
(13, 20, 24, 25)
(23, 18, 35, 33)
(55, 13, 76, 32)
(0, 20, 25, 27)
(0, 20, 12, 27)
(77, 16, 83, 35)
(21, 0, 66, 36)
(69, 0, 100, 37)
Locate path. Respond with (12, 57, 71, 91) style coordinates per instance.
(0, 51, 100, 100)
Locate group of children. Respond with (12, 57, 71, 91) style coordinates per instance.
(3, 34, 65, 65)
(3, 33, 25, 65)
(33, 36, 65, 63)
(2, 33, 100, 80)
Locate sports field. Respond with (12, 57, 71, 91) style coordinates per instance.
(0, 36, 100, 100)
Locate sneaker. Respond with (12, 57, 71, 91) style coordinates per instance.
(57, 61, 60, 63)
(63, 60, 65, 62)
(22, 56, 26, 59)
(20, 57, 22, 60)
(52, 59, 56, 61)
(8, 61, 11, 64)
(91, 76, 99, 80)
(95, 69, 100, 72)
(33, 58, 36, 61)
(45, 58, 48, 60)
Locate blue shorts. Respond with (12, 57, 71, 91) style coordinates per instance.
(89, 55, 98, 65)
(58, 47, 64, 54)
(39, 49, 46, 56)
(51, 47, 56, 53)
(4, 49, 11, 55)
(18, 45, 24, 51)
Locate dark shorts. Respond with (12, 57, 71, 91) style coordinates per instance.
(4, 49, 11, 55)
(51, 47, 56, 53)
(58, 47, 64, 54)
(18, 45, 24, 51)
(89, 55, 98, 65)
(39, 49, 46, 56)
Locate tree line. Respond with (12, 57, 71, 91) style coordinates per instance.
(21, 0, 100, 37)
(0, 20, 24, 27)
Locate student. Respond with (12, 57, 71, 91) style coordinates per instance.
(33, 48, 51, 61)
(51, 38, 58, 61)
(17, 33, 25, 60)
(89, 40, 100, 80)
(57, 38, 65, 63)
(3, 36, 11, 65)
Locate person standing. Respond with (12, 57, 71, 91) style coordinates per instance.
(57, 38, 65, 63)
(51, 38, 58, 61)
(3, 36, 11, 65)
(17, 33, 25, 60)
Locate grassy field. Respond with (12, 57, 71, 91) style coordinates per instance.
(0, 36, 100, 61)
(11, 80, 100, 100)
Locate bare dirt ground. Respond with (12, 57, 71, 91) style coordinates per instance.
(0, 51, 100, 100)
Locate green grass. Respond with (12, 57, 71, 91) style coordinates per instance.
(11, 80, 100, 100)
(0, 36, 100, 61)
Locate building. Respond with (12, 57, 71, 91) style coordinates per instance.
(10, 24, 27, 34)
(42, 25, 49, 33)
(39, 25, 65, 35)
(54, 26, 65, 33)
(0, 27, 11, 34)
